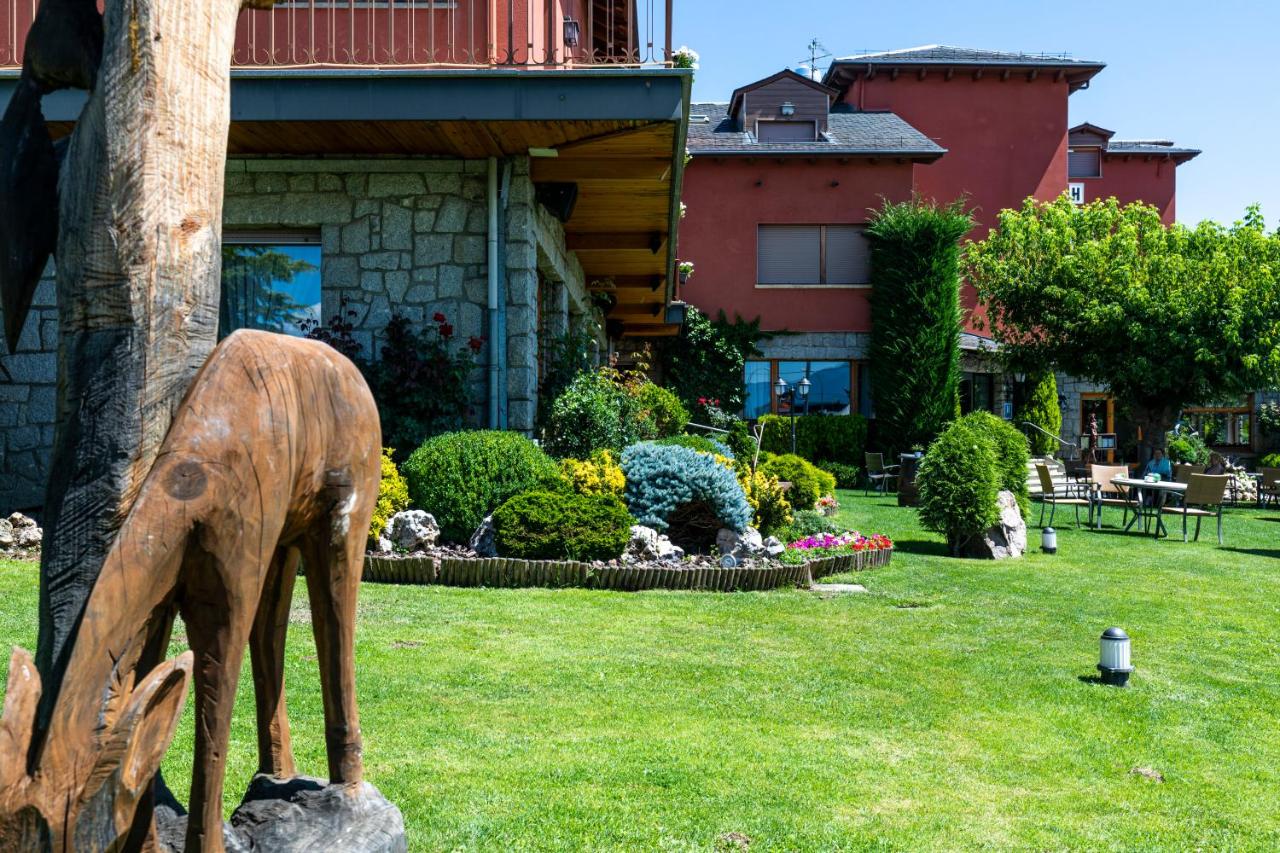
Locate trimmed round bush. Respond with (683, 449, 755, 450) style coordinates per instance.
(543, 369, 638, 458)
(368, 447, 410, 547)
(403, 430, 559, 543)
(758, 454, 836, 511)
(1016, 371, 1062, 456)
(492, 491, 633, 561)
(958, 411, 1030, 515)
(654, 434, 733, 459)
(632, 382, 690, 439)
(916, 419, 1000, 556)
(621, 441, 753, 550)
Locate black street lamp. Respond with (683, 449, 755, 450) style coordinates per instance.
(773, 376, 811, 454)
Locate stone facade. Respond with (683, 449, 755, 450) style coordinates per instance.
(0, 156, 595, 513)
(757, 332, 870, 362)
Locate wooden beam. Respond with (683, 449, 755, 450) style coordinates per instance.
(622, 324, 681, 338)
(590, 275, 665, 290)
(1026, 69, 1038, 82)
(918, 68, 927, 81)
(566, 232, 666, 252)
(889, 68, 899, 81)
(944, 67, 954, 81)
(1055, 69, 1066, 83)
(1000, 69, 1011, 82)
(531, 158, 671, 182)
(609, 303, 664, 317)
(972, 69, 984, 81)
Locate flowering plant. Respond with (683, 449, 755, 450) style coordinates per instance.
(816, 495, 839, 516)
(672, 45, 699, 69)
(779, 531, 892, 564)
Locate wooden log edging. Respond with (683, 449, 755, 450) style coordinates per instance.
(361, 547, 893, 590)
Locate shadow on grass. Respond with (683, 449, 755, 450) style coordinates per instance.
(1076, 674, 1105, 685)
(1220, 547, 1280, 559)
(889, 538, 950, 558)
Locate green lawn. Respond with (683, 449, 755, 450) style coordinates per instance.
(3, 491, 1279, 850)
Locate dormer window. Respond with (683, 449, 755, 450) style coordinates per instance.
(1068, 147, 1102, 179)
(758, 120, 817, 142)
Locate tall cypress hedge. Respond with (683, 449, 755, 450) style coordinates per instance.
(866, 198, 972, 450)
(1015, 370, 1063, 456)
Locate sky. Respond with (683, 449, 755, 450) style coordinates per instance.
(673, 0, 1279, 227)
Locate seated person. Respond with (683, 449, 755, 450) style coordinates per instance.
(1142, 448, 1173, 481)
(1204, 452, 1227, 475)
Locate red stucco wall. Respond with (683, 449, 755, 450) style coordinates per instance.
(679, 157, 915, 333)
(1077, 155, 1179, 224)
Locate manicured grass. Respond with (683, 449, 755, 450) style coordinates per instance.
(3, 492, 1280, 850)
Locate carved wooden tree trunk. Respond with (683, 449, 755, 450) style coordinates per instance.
(36, 0, 250, 732)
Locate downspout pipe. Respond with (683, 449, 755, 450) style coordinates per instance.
(487, 156, 500, 428)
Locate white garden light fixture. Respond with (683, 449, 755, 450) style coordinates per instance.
(1041, 526, 1057, 554)
(1097, 627, 1134, 687)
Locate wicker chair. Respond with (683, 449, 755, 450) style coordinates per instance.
(1259, 467, 1280, 508)
(864, 452, 900, 496)
(1089, 464, 1133, 530)
(1161, 474, 1230, 543)
(1036, 463, 1091, 528)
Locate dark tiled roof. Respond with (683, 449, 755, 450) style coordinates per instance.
(686, 102, 944, 159)
(1106, 140, 1201, 158)
(831, 45, 1104, 68)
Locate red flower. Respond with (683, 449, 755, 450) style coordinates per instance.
(698, 397, 707, 405)
(433, 312, 447, 323)
(468, 336, 484, 352)
(440, 323, 454, 338)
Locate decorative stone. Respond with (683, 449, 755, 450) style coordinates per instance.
(469, 515, 497, 557)
(963, 490, 1027, 559)
(387, 510, 439, 552)
(763, 536, 785, 558)
(625, 525, 684, 562)
(0, 518, 13, 548)
(716, 526, 764, 560)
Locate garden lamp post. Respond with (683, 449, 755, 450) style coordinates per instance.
(774, 376, 811, 454)
(1097, 627, 1134, 686)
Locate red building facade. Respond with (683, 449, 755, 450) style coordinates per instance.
(680, 46, 1199, 436)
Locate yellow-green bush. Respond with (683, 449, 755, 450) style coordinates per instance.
(369, 447, 411, 546)
(737, 464, 793, 536)
(559, 450, 625, 497)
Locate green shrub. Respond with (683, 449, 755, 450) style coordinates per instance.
(723, 419, 756, 462)
(757, 414, 868, 466)
(758, 454, 837, 511)
(403, 430, 559, 543)
(621, 442, 753, 550)
(916, 419, 1000, 556)
(654, 434, 733, 458)
(558, 450, 626, 497)
(492, 490, 633, 561)
(368, 448, 411, 547)
(736, 464, 793, 536)
(1166, 426, 1210, 465)
(867, 198, 972, 449)
(542, 369, 640, 458)
(632, 382, 689, 439)
(958, 411, 1031, 515)
(657, 307, 770, 418)
(1015, 371, 1062, 456)
(777, 509, 839, 544)
(818, 461, 860, 490)
(1261, 452, 1280, 469)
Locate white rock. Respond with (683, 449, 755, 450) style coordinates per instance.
(654, 535, 685, 562)
(763, 536, 785, 558)
(627, 524, 661, 559)
(375, 536, 393, 554)
(0, 519, 13, 548)
(469, 515, 497, 557)
(716, 526, 764, 560)
(386, 510, 439, 552)
(964, 490, 1026, 559)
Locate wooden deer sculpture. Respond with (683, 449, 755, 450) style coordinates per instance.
(0, 329, 382, 852)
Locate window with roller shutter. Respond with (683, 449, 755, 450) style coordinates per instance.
(1068, 147, 1102, 178)
(756, 224, 870, 285)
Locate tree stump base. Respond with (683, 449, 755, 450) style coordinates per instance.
(157, 775, 406, 853)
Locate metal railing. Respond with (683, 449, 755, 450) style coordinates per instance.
(1, 0, 674, 69)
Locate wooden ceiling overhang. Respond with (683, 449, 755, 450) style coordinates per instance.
(16, 67, 692, 337)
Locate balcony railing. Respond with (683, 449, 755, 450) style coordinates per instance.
(1, 0, 674, 69)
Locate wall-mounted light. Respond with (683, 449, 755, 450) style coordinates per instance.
(664, 301, 689, 326)
(563, 17, 581, 48)
(780, 101, 796, 116)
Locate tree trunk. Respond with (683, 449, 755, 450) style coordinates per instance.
(36, 0, 250, 733)
(1131, 401, 1177, 462)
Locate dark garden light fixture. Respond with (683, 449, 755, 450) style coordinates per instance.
(563, 17, 581, 48)
(1097, 627, 1134, 686)
(773, 375, 811, 454)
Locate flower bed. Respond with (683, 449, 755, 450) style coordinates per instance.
(362, 542, 891, 592)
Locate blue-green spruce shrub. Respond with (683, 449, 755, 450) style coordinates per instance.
(621, 442, 753, 551)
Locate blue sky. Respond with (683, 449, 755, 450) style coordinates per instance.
(674, 0, 1278, 227)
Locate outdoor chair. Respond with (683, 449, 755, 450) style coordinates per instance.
(1259, 467, 1280, 508)
(864, 452, 900, 496)
(1161, 474, 1230, 544)
(1089, 464, 1134, 530)
(1035, 463, 1091, 528)
(1173, 463, 1206, 484)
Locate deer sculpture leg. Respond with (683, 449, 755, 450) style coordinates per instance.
(250, 545, 301, 779)
(179, 546, 273, 853)
(301, 483, 372, 787)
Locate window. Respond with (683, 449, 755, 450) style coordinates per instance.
(276, 1, 457, 7)
(1181, 396, 1253, 447)
(220, 234, 322, 338)
(757, 120, 816, 142)
(959, 371, 995, 415)
(741, 360, 854, 417)
(756, 225, 870, 286)
(1068, 147, 1101, 179)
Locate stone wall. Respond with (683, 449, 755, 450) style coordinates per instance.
(756, 332, 870, 361)
(0, 156, 593, 513)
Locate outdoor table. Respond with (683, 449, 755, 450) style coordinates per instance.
(1112, 477, 1187, 538)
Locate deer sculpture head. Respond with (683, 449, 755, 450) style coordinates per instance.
(0, 648, 193, 851)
